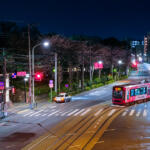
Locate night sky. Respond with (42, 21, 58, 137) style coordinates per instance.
(0, 0, 150, 39)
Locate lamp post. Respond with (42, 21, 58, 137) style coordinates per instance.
(24, 77, 28, 103)
(31, 41, 49, 109)
(98, 61, 103, 79)
(118, 60, 122, 79)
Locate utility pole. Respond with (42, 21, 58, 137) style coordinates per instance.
(55, 53, 57, 93)
(2, 48, 6, 118)
(89, 47, 92, 82)
(28, 24, 32, 104)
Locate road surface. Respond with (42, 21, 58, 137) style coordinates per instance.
(1, 79, 150, 150)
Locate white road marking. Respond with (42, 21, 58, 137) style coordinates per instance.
(67, 109, 79, 116)
(29, 110, 43, 117)
(94, 109, 103, 116)
(48, 110, 59, 116)
(122, 111, 127, 117)
(60, 110, 72, 116)
(74, 109, 85, 116)
(136, 109, 141, 117)
(35, 113, 41, 117)
(80, 108, 91, 116)
(108, 109, 116, 116)
(41, 113, 47, 117)
(143, 109, 147, 117)
(50, 106, 56, 108)
(23, 111, 35, 117)
(129, 109, 135, 116)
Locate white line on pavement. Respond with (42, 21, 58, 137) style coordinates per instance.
(108, 109, 116, 116)
(129, 109, 135, 116)
(122, 111, 127, 117)
(67, 109, 79, 116)
(48, 110, 59, 116)
(74, 109, 85, 116)
(136, 109, 141, 117)
(143, 109, 147, 117)
(94, 109, 103, 116)
(41, 113, 47, 117)
(29, 110, 43, 117)
(80, 108, 91, 116)
(23, 111, 35, 117)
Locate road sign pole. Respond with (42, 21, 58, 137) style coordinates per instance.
(49, 80, 54, 102)
(51, 88, 52, 102)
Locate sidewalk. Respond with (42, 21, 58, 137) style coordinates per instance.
(0, 95, 49, 120)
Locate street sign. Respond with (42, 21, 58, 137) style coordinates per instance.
(49, 80, 53, 84)
(94, 62, 103, 69)
(49, 84, 53, 88)
(49, 80, 53, 88)
(12, 73, 16, 78)
(0, 82, 4, 90)
(17, 71, 26, 77)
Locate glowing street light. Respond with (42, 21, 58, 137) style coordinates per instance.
(118, 60, 122, 65)
(138, 56, 142, 62)
(24, 77, 28, 82)
(43, 41, 49, 47)
(98, 60, 103, 64)
(31, 41, 50, 108)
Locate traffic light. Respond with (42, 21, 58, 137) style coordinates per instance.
(131, 60, 138, 68)
(35, 72, 43, 81)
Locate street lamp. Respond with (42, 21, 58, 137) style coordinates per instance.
(24, 77, 28, 103)
(138, 56, 142, 62)
(98, 60, 103, 79)
(118, 60, 122, 65)
(31, 41, 50, 109)
(98, 61, 102, 64)
(118, 60, 122, 79)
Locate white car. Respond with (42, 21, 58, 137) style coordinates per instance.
(53, 93, 71, 103)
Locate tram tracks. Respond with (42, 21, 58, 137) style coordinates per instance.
(22, 105, 125, 150)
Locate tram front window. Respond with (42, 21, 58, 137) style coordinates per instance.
(113, 87, 123, 99)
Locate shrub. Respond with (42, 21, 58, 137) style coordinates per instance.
(85, 86, 91, 91)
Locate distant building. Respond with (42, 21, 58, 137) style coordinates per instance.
(130, 40, 144, 55)
(144, 33, 150, 62)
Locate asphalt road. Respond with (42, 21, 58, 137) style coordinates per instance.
(0, 81, 122, 150)
(1, 79, 150, 150)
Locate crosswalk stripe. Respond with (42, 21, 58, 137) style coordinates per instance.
(129, 109, 135, 116)
(143, 109, 147, 117)
(29, 110, 43, 117)
(48, 110, 59, 116)
(41, 113, 47, 117)
(60, 110, 71, 116)
(80, 108, 91, 116)
(136, 109, 141, 117)
(67, 109, 79, 116)
(108, 109, 116, 116)
(122, 111, 127, 117)
(94, 109, 103, 116)
(74, 109, 85, 116)
(35, 113, 41, 117)
(23, 111, 35, 117)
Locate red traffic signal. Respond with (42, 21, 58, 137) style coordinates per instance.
(131, 60, 138, 68)
(35, 72, 43, 81)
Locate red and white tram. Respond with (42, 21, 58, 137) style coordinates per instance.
(112, 82, 150, 105)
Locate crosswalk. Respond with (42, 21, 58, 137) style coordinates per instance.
(121, 108, 149, 118)
(13, 106, 150, 119)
